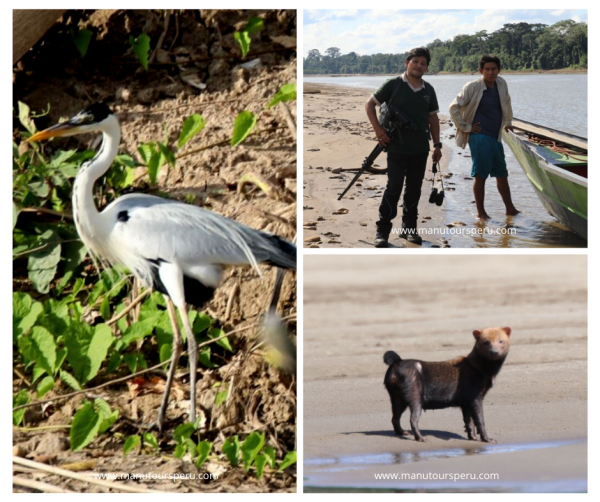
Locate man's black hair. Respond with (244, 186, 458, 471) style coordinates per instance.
(479, 54, 502, 71)
(406, 47, 431, 66)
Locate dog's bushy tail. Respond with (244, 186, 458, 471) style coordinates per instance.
(383, 351, 402, 366)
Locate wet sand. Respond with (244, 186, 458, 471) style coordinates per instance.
(303, 255, 587, 492)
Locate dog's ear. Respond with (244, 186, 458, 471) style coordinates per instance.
(502, 327, 512, 337)
(473, 330, 482, 340)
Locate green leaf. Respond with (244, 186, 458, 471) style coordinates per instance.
(13, 390, 29, 426)
(18, 101, 35, 134)
(240, 432, 265, 471)
(215, 389, 228, 407)
(60, 370, 82, 391)
(178, 114, 206, 148)
(70, 401, 102, 452)
(158, 142, 176, 167)
(71, 29, 92, 57)
(99, 295, 111, 321)
(27, 178, 50, 198)
(27, 232, 61, 294)
(209, 327, 233, 352)
(63, 321, 114, 384)
(244, 17, 264, 36)
(37, 376, 55, 398)
(117, 315, 159, 350)
(86, 324, 115, 382)
(231, 111, 257, 146)
(30, 326, 57, 376)
(222, 435, 240, 467)
(196, 441, 213, 469)
(199, 346, 217, 369)
(174, 422, 197, 443)
(255, 453, 267, 478)
(96, 398, 119, 434)
(13, 202, 19, 229)
(263, 446, 277, 468)
(143, 432, 159, 451)
(267, 83, 297, 109)
(129, 33, 151, 71)
(123, 435, 142, 456)
(278, 451, 297, 471)
(13, 292, 43, 342)
(234, 30, 252, 59)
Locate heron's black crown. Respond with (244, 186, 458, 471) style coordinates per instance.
(78, 102, 113, 123)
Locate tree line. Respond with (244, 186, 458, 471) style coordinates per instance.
(304, 20, 587, 74)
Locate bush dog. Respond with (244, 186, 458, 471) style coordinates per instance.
(383, 327, 511, 443)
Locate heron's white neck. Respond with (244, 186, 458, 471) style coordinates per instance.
(72, 115, 121, 254)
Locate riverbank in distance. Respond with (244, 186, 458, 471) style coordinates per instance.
(305, 68, 587, 77)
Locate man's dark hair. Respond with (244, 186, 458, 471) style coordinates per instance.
(479, 55, 501, 71)
(406, 47, 431, 66)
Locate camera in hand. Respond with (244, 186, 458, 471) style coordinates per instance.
(429, 187, 444, 206)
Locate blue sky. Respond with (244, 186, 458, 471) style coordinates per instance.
(303, 9, 588, 57)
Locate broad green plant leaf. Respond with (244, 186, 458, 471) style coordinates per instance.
(129, 34, 151, 71)
(60, 370, 82, 391)
(70, 29, 92, 57)
(143, 432, 159, 451)
(30, 326, 57, 376)
(123, 435, 142, 456)
(240, 432, 265, 471)
(222, 436, 240, 467)
(231, 111, 257, 146)
(37, 375, 55, 398)
(18, 101, 36, 135)
(209, 327, 233, 352)
(70, 401, 102, 451)
(255, 453, 268, 478)
(278, 450, 297, 471)
(263, 446, 277, 468)
(27, 231, 61, 294)
(234, 31, 252, 59)
(96, 398, 119, 434)
(178, 114, 206, 148)
(196, 441, 213, 469)
(267, 83, 297, 109)
(13, 390, 29, 426)
(244, 17, 265, 35)
(13, 292, 43, 342)
(64, 322, 114, 384)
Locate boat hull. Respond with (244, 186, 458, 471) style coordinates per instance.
(503, 129, 587, 240)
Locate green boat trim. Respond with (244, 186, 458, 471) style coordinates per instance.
(503, 118, 587, 240)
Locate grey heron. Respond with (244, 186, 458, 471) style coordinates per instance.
(28, 103, 296, 430)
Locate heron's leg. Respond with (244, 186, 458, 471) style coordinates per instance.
(157, 295, 182, 430)
(179, 305, 197, 424)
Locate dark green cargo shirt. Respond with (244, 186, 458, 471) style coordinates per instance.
(373, 75, 439, 154)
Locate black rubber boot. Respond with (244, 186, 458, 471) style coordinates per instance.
(374, 231, 388, 248)
(402, 221, 422, 245)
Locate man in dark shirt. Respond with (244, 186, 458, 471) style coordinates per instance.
(365, 47, 442, 247)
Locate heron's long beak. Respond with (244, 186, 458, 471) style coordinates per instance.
(27, 120, 83, 142)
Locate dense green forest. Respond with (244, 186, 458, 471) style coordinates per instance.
(304, 20, 587, 74)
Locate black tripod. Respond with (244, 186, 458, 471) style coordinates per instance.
(337, 123, 400, 201)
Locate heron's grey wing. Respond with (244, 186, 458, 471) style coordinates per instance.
(104, 194, 296, 271)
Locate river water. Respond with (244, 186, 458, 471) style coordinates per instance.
(304, 74, 587, 248)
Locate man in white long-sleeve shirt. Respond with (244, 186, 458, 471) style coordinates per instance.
(449, 55, 519, 220)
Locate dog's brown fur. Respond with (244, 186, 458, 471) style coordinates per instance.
(383, 327, 511, 442)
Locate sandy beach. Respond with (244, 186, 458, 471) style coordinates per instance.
(303, 255, 587, 492)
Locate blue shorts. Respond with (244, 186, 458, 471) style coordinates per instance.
(468, 133, 508, 179)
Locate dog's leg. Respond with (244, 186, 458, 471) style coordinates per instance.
(409, 403, 425, 442)
(461, 405, 476, 440)
(470, 399, 496, 443)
